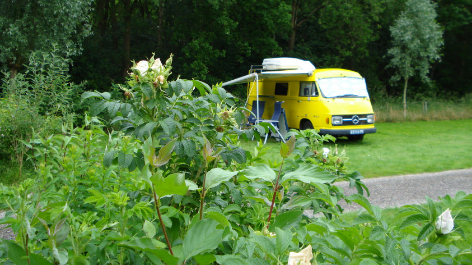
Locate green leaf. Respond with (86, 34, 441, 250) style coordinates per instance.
(159, 117, 177, 136)
(280, 136, 295, 158)
(151, 172, 188, 198)
(141, 83, 153, 98)
(153, 139, 176, 167)
(205, 168, 238, 190)
(431, 244, 448, 254)
(281, 164, 336, 185)
(250, 235, 277, 260)
(452, 199, 472, 210)
(182, 219, 223, 261)
(269, 210, 303, 232)
(120, 239, 178, 265)
(89, 100, 108, 116)
(139, 122, 159, 138)
(241, 164, 276, 183)
(280, 195, 312, 210)
(352, 213, 378, 225)
(346, 194, 375, 217)
(118, 152, 133, 168)
(205, 211, 230, 228)
(192, 80, 211, 96)
(193, 253, 216, 265)
(103, 150, 118, 167)
(449, 245, 460, 258)
(3, 239, 29, 265)
(417, 222, 434, 241)
(82, 91, 111, 101)
(275, 227, 292, 255)
(399, 213, 429, 230)
(143, 220, 157, 238)
(223, 204, 241, 214)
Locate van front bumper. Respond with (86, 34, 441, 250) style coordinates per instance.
(319, 128, 377, 136)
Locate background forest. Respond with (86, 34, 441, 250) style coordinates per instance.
(1, 0, 471, 103)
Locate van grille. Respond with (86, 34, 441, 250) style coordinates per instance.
(334, 115, 370, 126)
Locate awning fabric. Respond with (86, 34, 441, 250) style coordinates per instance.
(222, 70, 313, 87)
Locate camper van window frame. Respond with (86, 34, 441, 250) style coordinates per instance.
(316, 77, 369, 99)
(274, 83, 289, 96)
(299, 82, 318, 97)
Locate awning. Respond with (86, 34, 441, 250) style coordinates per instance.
(222, 70, 313, 86)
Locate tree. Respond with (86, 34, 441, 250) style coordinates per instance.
(387, 0, 443, 118)
(288, 0, 324, 52)
(0, 0, 92, 78)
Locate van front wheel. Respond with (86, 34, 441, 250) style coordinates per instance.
(301, 121, 314, 130)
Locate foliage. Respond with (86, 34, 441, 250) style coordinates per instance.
(1, 54, 471, 264)
(0, 0, 92, 76)
(0, 51, 85, 181)
(387, 0, 444, 118)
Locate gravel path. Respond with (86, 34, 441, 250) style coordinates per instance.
(1, 168, 471, 239)
(337, 168, 472, 212)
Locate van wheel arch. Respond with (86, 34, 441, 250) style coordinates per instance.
(300, 120, 314, 130)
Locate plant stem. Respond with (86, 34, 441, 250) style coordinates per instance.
(199, 166, 208, 220)
(152, 189, 173, 256)
(267, 159, 284, 228)
(199, 183, 206, 220)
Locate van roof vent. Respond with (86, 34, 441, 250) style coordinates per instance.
(262, 58, 316, 71)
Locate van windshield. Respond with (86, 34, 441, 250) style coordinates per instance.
(317, 77, 369, 98)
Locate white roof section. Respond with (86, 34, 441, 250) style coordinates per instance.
(222, 58, 315, 87)
(262, 58, 315, 71)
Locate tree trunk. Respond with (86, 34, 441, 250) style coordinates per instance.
(288, 0, 300, 52)
(122, 0, 132, 81)
(96, 0, 110, 36)
(7, 56, 23, 80)
(403, 77, 409, 119)
(110, 0, 119, 50)
(158, 0, 164, 53)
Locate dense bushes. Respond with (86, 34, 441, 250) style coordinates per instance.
(0, 51, 84, 182)
(0, 55, 471, 264)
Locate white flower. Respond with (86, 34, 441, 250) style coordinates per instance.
(435, 208, 454, 234)
(322, 147, 330, 157)
(151, 58, 162, 71)
(157, 75, 165, 84)
(134, 60, 149, 76)
(287, 245, 313, 265)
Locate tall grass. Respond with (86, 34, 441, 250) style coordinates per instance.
(373, 95, 472, 122)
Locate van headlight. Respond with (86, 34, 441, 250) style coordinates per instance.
(367, 114, 374, 123)
(332, 116, 343, 125)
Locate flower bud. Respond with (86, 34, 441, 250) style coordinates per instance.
(151, 58, 162, 71)
(124, 91, 132, 99)
(158, 75, 165, 84)
(435, 208, 454, 234)
(322, 147, 330, 157)
(288, 245, 313, 265)
(166, 54, 173, 67)
(133, 60, 149, 76)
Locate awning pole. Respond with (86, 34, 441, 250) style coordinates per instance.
(256, 74, 259, 124)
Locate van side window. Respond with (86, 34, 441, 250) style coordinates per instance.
(299, 82, 318, 97)
(274, 83, 288, 96)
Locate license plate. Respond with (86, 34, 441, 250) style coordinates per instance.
(350, 129, 364, 135)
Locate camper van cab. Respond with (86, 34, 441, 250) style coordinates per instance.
(223, 58, 376, 140)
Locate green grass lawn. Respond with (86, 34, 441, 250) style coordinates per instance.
(242, 119, 472, 178)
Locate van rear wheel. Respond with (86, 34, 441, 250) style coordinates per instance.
(301, 120, 314, 130)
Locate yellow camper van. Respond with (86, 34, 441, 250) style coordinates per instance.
(223, 58, 376, 141)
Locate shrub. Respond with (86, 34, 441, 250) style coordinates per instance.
(0, 50, 84, 181)
(0, 54, 470, 264)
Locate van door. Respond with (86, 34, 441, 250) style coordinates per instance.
(297, 81, 320, 129)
